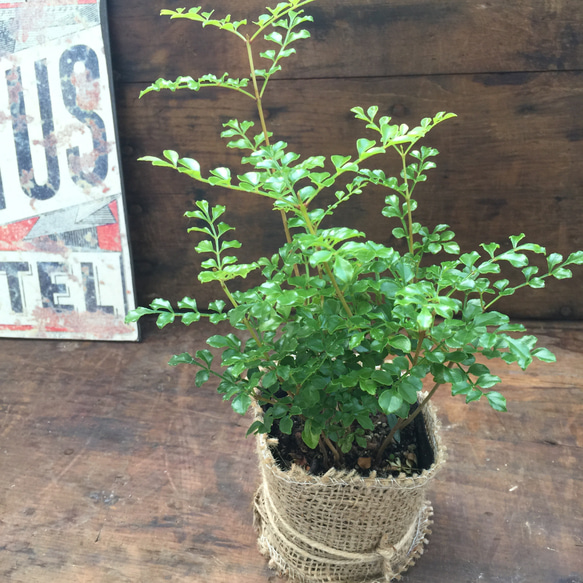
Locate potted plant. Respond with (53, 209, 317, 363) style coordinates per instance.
(126, 1, 583, 581)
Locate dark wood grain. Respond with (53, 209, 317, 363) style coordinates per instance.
(104, 1, 583, 319)
(116, 72, 583, 317)
(1, 321, 582, 581)
(107, 0, 583, 81)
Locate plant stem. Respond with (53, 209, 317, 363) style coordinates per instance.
(246, 37, 270, 145)
(401, 152, 415, 257)
(245, 35, 297, 262)
(324, 263, 354, 317)
(323, 435, 341, 465)
(245, 33, 352, 316)
(412, 331, 426, 366)
(395, 379, 442, 435)
(219, 281, 262, 346)
(374, 364, 453, 467)
(297, 204, 355, 318)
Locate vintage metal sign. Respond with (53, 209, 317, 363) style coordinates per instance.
(0, 0, 138, 340)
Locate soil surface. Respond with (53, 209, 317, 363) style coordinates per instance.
(268, 408, 435, 479)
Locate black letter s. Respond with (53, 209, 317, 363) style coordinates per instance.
(60, 45, 108, 186)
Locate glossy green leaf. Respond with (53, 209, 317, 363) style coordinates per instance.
(388, 334, 411, 353)
(301, 419, 322, 449)
(486, 391, 507, 412)
(279, 416, 293, 435)
(398, 376, 422, 404)
(156, 312, 175, 328)
(532, 347, 556, 363)
(195, 369, 210, 387)
(168, 352, 195, 366)
(232, 394, 252, 415)
(379, 390, 404, 414)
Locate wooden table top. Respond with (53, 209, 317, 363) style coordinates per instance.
(1, 320, 582, 582)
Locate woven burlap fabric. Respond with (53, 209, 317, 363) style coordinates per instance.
(253, 397, 446, 582)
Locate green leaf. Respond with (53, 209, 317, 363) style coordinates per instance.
(378, 390, 404, 414)
(398, 376, 422, 404)
(498, 251, 528, 268)
(552, 267, 572, 279)
(194, 240, 214, 254)
(246, 420, 265, 436)
(474, 311, 508, 327)
(209, 299, 226, 313)
(504, 337, 532, 369)
(301, 419, 322, 449)
(209, 167, 231, 183)
(532, 347, 556, 363)
(443, 241, 460, 254)
(279, 416, 293, 435)
(468, 363, 490, 377)
(465, 388, 483, 404)
(178, 297, 198, 310)
(331, 155, 351, 170)
(566, 251, 583, 265)
(125, 306, 155, 322)
(232, 394, 251, 415)
(359, 379, 377, 395)
(310, 249, 334, 266)
(528, 277, 545, 289)
(388, 334, 411, 352)
(493, 279, 510, 291)
(547, 253, 563, 270)
(371, 369, 394, 385)
(349, 332, 366, 350)
(195, 349, 214, 367)
(486, 391, 507, 412)
(265, 31, 283, 44)
(366, 105, 379, 119)
(476, 373, 502, 389)
(446, 351, 470, 363)
(207, 335, 233, 348)
(333, 256, 354, 283)
(168, 352, 195, 366)
(509, 233, 526, 247)
(195, 369, 209, 387)
(179, 157, 201, 176)
(156, 312, 175, 328)
(150, 298, 173, 311)
(480, 242, 500, 258)
(417, 308, 433, 330)
(460, 251, 481, 267)
(163, 150, 179, 166)
(424, 350, 446, 364)
(139, 155, 173, 167)
(356, 138, 376, 156)
(182, 312, 201, 325)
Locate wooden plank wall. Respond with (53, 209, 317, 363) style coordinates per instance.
(106, 0, 583, 319)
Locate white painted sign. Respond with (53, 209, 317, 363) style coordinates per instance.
(0, 0, 138, 340)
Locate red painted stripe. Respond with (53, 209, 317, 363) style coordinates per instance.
(0, 324, 34, 331)
(45, 326, 70, 332)
(96, 200, 122, 252)
(0, 217, 38, 250)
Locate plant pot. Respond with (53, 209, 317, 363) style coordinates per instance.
(253, 397, 446, 582)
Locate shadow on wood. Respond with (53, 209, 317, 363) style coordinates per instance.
(0, 321, 582, 581)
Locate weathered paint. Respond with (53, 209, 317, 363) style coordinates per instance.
(0, 0, 138, 340)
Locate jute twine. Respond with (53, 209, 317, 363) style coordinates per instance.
(253, 395, 447, 582)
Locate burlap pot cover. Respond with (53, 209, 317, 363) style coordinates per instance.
(253, 397, 446, 583)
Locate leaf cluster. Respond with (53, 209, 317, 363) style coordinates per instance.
(127, 1, 583, 466)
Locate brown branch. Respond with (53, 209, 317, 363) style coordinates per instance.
(374, 363, 454, 468)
